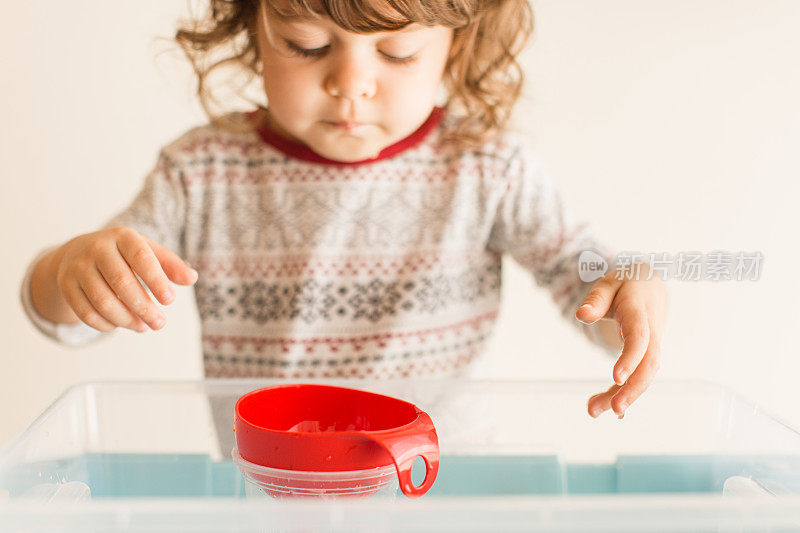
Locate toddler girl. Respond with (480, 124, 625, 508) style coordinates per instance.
(21, 0, 667, 419)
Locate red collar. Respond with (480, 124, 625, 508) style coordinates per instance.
(248, 106, 444, 166)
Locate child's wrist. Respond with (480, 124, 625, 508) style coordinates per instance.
(30, 244, 79, 324)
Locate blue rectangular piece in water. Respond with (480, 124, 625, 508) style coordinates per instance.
(9, 453, 792, 498)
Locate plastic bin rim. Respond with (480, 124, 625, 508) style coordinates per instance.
(2, 377, 797, 463)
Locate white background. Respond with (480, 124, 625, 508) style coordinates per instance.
(1, 0, 798, 448)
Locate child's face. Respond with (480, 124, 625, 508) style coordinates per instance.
(256, 7, 453, 162)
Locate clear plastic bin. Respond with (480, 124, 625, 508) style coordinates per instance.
(2, 378, 800, 532)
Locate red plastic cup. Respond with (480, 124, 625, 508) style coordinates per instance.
(233, 384, 440, 498)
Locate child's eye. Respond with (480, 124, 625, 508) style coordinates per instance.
(379, 51, 417, 65)
(284, 40, 417, 65)
(285, 40, 330, 58)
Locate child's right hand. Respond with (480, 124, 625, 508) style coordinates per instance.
(51, 226, 198, 333)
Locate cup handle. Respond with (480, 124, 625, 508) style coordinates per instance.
(367, 412, 440, 498)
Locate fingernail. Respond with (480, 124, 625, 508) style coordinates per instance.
(576, 304, 593, 323)
(589, 408, 601, 418)
(162, 289, 175, 302)
(617, 370, 628, 384)
(136, 324, 148, 333)
(152, 316, 166, 329)
(618, 413, 625, 420)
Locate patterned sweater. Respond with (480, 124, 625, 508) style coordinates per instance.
(21, 106, 616, 378)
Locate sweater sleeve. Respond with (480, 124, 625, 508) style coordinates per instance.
(101, 150, 188, 254)
(20, 150, 188, 347)
(487, 141, 619, 355)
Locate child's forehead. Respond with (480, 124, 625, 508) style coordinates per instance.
(265, 0, 413, 30)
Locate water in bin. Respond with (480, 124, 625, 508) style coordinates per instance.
(232, 384, 440, 500)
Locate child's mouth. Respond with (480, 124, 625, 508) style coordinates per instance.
(327, 121, 366, 132)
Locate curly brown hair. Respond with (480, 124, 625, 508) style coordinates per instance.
(175, 0, 533, 149)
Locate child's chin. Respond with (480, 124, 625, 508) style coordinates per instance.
(314, 142, 382, 162)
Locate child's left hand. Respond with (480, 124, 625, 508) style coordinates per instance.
(575, 263, 668, 419)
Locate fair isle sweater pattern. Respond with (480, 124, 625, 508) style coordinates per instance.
(23, 107, 615, 378)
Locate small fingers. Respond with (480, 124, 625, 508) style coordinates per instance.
(62, 274, 148, 333)
(576, 275, 623, 325)
(60, 279, 117, 332)
(613, 305, 650, 385)
(79, 267, 151, 332)
(610, 339, 662, 416)
(117, 233, 176, 305)
(143, 235, 198, 286)
(587, 384, 621, 418)
(95, 253, 166, 331)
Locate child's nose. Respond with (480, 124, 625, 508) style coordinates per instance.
(323, 56, 377, 101)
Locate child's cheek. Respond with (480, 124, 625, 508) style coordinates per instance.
(262, 68, 318, 113)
